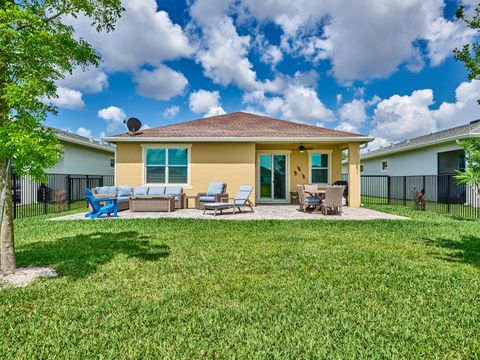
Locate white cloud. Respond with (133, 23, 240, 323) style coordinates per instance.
(163, 105, 180, 119)
(58, 66, 109, 93)
(433, 80, 480, 129)
(336, 99, 367, 133)
(98, 106, 127, 132)
(261, 45, 283, 67)
(281, 85, 334, 123)
(49, 87, 85, 110)
(66, 0, 193, 72)
(371, 89, 436, 143)
(134, 65, 188, 101)
(194, 16, 259, 90)
(189, 89, 226, 117)
(76, 127, 93, 138)
(370, 80, 480, 144)
(237, 0, 475, 81)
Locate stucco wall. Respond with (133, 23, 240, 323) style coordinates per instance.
(47, 141, 114, 175)
(115, 142, 256, 199)
(115, 141, 351, 205)
(348, 141, 461, 176)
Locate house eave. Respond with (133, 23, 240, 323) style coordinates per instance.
(103, 136, 375, 143)
(57, 134, 115, 153)
(360, 132, 480, 160)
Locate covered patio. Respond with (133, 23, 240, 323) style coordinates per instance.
(52, 204, 407, 221)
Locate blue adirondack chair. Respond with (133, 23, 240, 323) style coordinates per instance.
(84, 188, 118, 219)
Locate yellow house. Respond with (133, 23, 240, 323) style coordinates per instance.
(104, 112, 373, 208)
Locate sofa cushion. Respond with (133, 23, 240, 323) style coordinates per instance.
(133, 186, 149, 196)
(116, 186, 132, 197)
(148, 186, 165, 195)
(95, 187, 109, 195)
(199, 195, 215, 202)
(206, 182, 225, 196)
(117, 197, 130, 203)
(165, 186, 182, 196)
(96, 186, 116, 195)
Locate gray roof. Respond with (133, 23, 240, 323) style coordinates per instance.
(362, 120, 480, 160)
(52, 128, 115, 153)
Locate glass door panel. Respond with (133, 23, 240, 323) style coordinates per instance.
(259, 154, 272, 200)
(273, 155, 286, 200)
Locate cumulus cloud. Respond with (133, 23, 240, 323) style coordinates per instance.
(189, 89, 226, 117)
(134, 66, 188, 101)
(260, 45, 284, 67)
(49, 87, 85, 110)
(58, 66, 109, 94)
(163, 105, 180, 119)
(66, 0, 193, 72)
(76, 127, 93, 138)
(370, 80, 480, 144)
(194, 17, 259, 91)
(98, 106, 127, 132)
(236, 0, 474, 81)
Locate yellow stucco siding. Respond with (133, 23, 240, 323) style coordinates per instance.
(115, 142, 256, 199)
(255, 143, 343, 193)
(114, 141, 356, 205)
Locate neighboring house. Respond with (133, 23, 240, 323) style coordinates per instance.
(14, 128, 115, 206)
(341, 120, 480, 204)
(48, 128, 115, 175)
(104, 112, 373, 207)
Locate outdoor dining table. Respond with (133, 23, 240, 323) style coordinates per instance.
(305, 189, 326, 213)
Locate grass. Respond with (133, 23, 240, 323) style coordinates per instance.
(1, 207, 479, 358)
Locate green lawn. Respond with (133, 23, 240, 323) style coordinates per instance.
(1, 207, 479, 358)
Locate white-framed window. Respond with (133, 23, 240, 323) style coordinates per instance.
(381, 160, 388, 172)
(144, 145, 190, 185)
(309, 152, 330, 185)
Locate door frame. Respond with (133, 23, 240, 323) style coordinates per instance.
(256, 150, 290, 203)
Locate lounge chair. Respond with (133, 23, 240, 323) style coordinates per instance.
(203, 186, 254, 216)
(195, 182, 228, 209)
(297, 185, 321, 212)
(85, 188, 118, 219)
(320, 185, 345, 215)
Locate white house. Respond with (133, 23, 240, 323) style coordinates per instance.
(342, 120, 480, 205)
(13, 128, 115, 207)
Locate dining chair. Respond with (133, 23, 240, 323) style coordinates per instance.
(297, 185, 321, 213)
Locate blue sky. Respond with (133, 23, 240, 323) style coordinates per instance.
(46, 0, 479, 150)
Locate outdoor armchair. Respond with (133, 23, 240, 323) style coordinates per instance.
(297, 185, 321, 213)
(195, 182, 228, 209)
(320, 185, 345, 215)
(85, 188, 118, 219)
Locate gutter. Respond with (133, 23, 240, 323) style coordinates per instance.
(102, 136, 375, 143)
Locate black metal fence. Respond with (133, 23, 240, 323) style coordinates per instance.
(345, 174, 480, 219)
(11, 173, 114, 219)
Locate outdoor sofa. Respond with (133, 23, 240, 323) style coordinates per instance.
(195, 182, 228, 209)
(92, 186, 185, 211)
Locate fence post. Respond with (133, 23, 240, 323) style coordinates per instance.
(100, 175, 104, 187)
(86, 175, 89, 190)
(66, 175, 71, 210)
(387, 176, 391, 205)
(44, 182, 47, 214)
(447, 175, 451, 214)
(12, 171, 17, 220)
(403, 176, 407, 207)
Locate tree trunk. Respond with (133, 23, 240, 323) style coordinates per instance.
(0, 157, 16, 275)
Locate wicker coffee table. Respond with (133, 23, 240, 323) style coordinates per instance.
(129, 196, 175, 212)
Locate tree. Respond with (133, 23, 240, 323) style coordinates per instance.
(0, 1, 123, 275)
(454, 4, 480, 89)
(455, 139, 480, 196)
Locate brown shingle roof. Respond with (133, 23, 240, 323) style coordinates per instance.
(110, 112, 367, 139)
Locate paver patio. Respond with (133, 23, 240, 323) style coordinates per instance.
(52, 204, 408, 221)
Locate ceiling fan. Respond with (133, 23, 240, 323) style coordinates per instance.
(291, 143, 313, 153)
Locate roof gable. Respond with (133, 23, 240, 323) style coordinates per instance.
(109, 112, 367, 139)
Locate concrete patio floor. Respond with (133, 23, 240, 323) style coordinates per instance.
(52, 204, 408, 221)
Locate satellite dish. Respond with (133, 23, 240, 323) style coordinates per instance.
(124, 117, 142, 135)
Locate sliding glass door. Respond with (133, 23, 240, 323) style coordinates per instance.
(258, 154, 287, 201)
